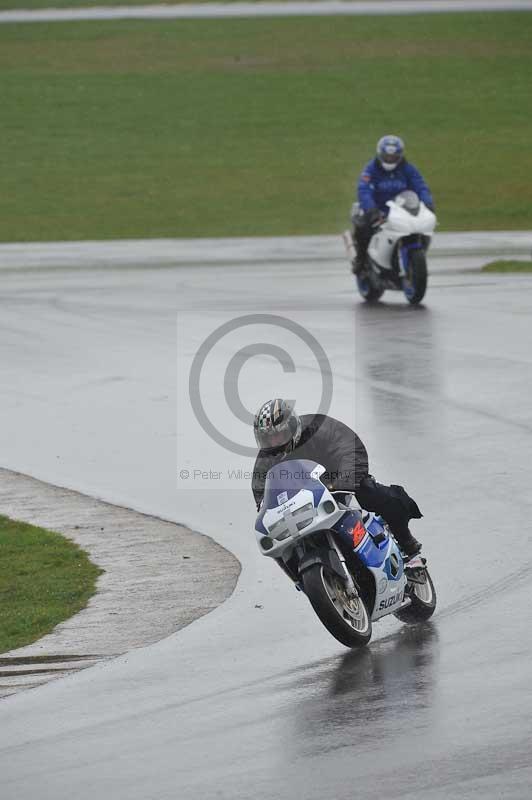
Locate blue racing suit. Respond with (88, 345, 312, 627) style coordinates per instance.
(357, 158, 433, 214)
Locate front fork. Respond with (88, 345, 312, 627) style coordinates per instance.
(292, 535, 358, 596)
(325, 532, 357, 596)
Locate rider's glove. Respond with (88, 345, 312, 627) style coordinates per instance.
(367, 207, 384, 227)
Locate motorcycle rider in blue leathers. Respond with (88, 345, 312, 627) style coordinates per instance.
(351, 135, 435, 274)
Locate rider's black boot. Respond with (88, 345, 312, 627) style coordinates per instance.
(351, 253, 367, 275)
(351, 231, 368, 275)
(351, 225, 371, 274)
(395, 528, 422, 558)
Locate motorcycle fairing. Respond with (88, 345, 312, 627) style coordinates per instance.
(367, 194, 436, 275)
(256, 458, 327, 536)
(366, 535, 408, 621)
(254, 459, 408, 618)
(332, 511, 407, 620)
(332, 509, 369, 550)
(255, 460, 347, 556)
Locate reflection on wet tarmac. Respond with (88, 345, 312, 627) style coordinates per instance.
(288, 625, 439, 755)
(331, 623, 438, 702)
(2, 262, 532, 799)
(356, 302, 442, 433)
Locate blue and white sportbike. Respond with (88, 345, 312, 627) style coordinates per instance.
(343, 190, 437, 305)
(255, 459, 436, 648)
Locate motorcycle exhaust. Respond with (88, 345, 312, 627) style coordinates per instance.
(342, 230, 356, 262)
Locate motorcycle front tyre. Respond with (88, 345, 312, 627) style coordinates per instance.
(302, 564, 372, 648)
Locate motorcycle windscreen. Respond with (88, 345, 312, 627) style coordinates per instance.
(395, 190, 420, 215)
(261, 458, 327, 511)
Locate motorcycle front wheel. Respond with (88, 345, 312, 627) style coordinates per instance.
(303, 564, 372, 648)
(402, 248, 427, 304)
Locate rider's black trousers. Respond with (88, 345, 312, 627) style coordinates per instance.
(353, 216, 374, 249)
(352, 211, 379, 262)
(354, 477, 422, 545)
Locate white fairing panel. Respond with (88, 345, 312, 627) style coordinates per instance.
(368, 231, 395, 266)
(255, 483, 345, 559)
(368, 198, 437, 270)
(367, 539, 408, 621)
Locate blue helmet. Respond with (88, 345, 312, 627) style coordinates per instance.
(376, 135, 404, 171)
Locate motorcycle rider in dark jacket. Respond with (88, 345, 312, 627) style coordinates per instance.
(351, 135, 434, 275)
(252, 399, 422, 557)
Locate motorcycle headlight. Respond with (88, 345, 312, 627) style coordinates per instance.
(293, 502, 314, 531)
(293, 502, 314, 515)
(268, 518, 290, 541)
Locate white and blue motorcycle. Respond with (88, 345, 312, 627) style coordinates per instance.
(343, 190, 437, 305)
(255, 459, 436, 648)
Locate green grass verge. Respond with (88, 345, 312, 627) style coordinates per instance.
(1, 13, 531, 241)
(482, 260, 532, 272)
(0, 515, 102, 653)
(0, 0, 460, 9)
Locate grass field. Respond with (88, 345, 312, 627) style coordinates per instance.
(0, 0, 254, 7)
(0, 0, 469, 9)
(0, 13, 531, 241)
(0, 515, 102, 653)
(482, 260, 532, 272)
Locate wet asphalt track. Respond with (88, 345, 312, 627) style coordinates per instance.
(2, 0, 532, 24)
(1, 254, 532, 798)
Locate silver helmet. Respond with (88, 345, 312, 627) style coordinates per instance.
(253, 399, 302, 454)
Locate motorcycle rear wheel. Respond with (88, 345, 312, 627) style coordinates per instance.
(402, 249, 427, 304)
(394, 568, 436, 623)
(303, 564, 372, 648)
